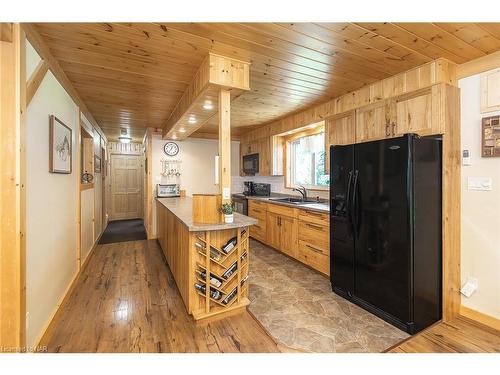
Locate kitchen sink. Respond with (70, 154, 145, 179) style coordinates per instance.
(269, 197, 320, 205)
(269, 197, 303, 204)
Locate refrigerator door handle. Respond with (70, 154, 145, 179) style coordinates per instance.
(346, 170, 353, 229)
(351, 170, 360, 237)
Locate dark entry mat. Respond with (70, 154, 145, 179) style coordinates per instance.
(98, 219, 147, 244)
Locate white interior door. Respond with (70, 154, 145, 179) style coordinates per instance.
(110, 154, 143, 220)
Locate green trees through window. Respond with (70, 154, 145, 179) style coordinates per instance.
(290, 131, 330, 189)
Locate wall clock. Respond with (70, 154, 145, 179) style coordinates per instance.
(163, 141, 179, 157)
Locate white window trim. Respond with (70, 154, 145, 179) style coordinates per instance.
(288, 131, 329, 191)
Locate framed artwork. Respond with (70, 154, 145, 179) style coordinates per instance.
(49, 115, 72, 174)
(94, 155, 102, 173)
(482, 115, 500, 157)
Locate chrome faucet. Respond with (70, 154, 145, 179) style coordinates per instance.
(292, 186, 307, 201)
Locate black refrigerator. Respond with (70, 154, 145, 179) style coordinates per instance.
(329, 133, 442, 334)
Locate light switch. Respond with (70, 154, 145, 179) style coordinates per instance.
(468, 177, 493, 191)
(462, 149, 472, 166)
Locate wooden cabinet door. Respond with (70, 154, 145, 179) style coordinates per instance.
(393, 87, 435, 137)
(266, 212, 281, 250)
(258, 137, 271, 176)
(355, 100, 393, 143)
(280, 216, 298, 259)
(481, 68, 500, 113)
(325, 111, 356, 173)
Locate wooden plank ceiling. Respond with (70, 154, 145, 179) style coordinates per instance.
(33, 22, 500, 141)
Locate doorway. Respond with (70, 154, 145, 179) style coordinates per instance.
(109, 154, 143, 221)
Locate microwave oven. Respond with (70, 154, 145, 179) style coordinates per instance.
(157, 183, 180, 198)
(242, 153, 259, 175)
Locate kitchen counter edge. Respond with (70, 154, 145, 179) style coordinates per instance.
(156, 197, 258, 231)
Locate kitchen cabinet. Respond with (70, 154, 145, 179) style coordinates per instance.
(324, 111, 356, 173)
(280, 215, 298, 258)
(266, 211, 281, 249)
(356, 84, 445, 143)
(248, 200, 267, 243)
(355, 99, 393, 143)
(266, 204, 298, 258)
(393, 86, 441, 136)
(298, 209, 330, 276)
(248, 199, 330, 276)
(240, 137, 271, 176)
(298, 241, 330, 275)
(481, 68, 500, 113)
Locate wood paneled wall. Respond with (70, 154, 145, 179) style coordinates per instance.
(241, 58, 457, 141)
(0, 23, 26, 350)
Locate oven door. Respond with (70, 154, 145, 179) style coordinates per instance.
(232, 195, 248, 215)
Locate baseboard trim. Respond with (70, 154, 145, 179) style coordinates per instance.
(35, 232, 102, 349)
(459, 305, 500, 333)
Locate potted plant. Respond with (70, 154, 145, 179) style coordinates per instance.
(221, 202, 234, 223)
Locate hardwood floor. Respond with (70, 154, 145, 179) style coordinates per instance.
(39, 240, 280, 352)
(387, 318, 500, 353)
(39, 238, 500, 353)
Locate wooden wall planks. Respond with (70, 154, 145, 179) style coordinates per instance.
(0, 23, 26, 350)
(241, 58, 457, 142)
(30, 23, 500, 141)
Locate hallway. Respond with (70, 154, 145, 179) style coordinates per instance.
(98, 219, 147, 244)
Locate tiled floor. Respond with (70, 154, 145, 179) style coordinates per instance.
(248, 239, 409, 353)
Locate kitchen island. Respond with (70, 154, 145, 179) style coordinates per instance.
(156, 197, 257, 320)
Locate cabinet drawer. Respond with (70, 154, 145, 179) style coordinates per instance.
(250, 218, 267, 242)
(248, 199, 267, 209)
(298, 221, 329, 253)
(248, 205, 267, 220)
(298, 240, 330, 275)
(267, 202, 297, 218)
(298, 209, 329, 226)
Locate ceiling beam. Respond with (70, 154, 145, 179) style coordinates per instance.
(26, 60, 49, 105)
(457, 50, 500, 79)
(162, 53, 250, 140)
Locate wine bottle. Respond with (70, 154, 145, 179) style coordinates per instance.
(197, 269, 223, 288)
(222, 286, 238, 305)
(221, 253, 248, 279)
(240, 275, 248, 286)
(195, 242, 221, 261)
(194, 283, 221, 300)
(221, 236, 237, 254)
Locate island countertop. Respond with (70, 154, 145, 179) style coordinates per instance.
(157, 197, 257, 231)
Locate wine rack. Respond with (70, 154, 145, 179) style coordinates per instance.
(191, 226, 250, 320)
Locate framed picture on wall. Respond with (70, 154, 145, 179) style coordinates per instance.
(49, 115, 72, 174)
(94, 155, 102, 173)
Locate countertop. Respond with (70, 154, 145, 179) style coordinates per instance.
(238, 193, 330, 213)
(157, 197, 258, 231)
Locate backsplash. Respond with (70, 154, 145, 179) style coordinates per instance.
(232, 175, 329, 200)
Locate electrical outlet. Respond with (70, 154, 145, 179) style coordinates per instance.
(468, 177, 492, 191)
(460, 277, 479, 298)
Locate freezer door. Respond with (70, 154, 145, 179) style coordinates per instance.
(329, 144, 354, 296)
(353, 137, 411, 323)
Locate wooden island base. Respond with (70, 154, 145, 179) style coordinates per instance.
(157, 198, 257, 321)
